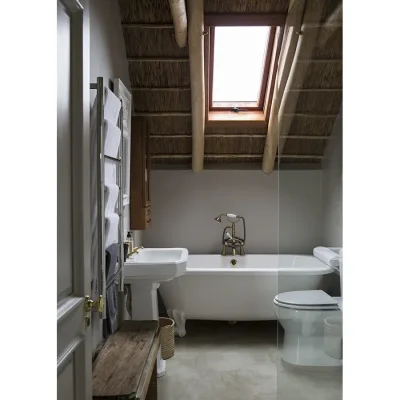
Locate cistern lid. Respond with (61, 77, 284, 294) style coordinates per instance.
(274, 290, 338, 307)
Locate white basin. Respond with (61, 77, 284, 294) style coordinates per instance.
(124, 247, 188, 379)
(125, 248, 188, 280)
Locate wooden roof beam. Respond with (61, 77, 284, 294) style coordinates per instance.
(127, 57, 189, 62)
(262, 0, 307, 174)
(187, 0, 205, 172)
(289, 88, 342, 92)
(132, 87, 190, 91)
(262, 2, 329, 174)
(134, 112, 191, 117)
(151, 154, 323, 159)
(281, 135, 329, 140)
(282, 113, 338, 118)
(149, 134, 330, 140)
(296, 59, 342, 63)
(121, 23, 174, 28)
(168, 0, 188, 48)
(262, 0, 344, 174)
(278, 154, 323, 159)
(151, 155, 190, 160)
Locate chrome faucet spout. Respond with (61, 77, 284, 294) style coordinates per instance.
(127, 246, 144, 257)
(214, 213, 226, 223)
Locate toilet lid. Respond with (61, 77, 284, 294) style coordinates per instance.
(274, 290, 338, 307)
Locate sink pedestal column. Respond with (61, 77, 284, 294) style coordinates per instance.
(126, 279, 167, 377)
(128, 280, 160, 320)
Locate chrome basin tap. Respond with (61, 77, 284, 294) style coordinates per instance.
(214, 213, 246, 256)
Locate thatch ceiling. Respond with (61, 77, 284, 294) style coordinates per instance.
(118, 0, 342, 169)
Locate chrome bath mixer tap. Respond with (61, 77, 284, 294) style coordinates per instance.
(214, 213, 246, 256)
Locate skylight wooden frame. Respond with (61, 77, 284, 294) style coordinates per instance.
(204, 13, 286, 127)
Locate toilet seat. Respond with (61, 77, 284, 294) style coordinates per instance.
(274, 290, 339, 311)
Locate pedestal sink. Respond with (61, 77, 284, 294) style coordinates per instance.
(124, 248, 188, 378)
(125, 247, 188, 319)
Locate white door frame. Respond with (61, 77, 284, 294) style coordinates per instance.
(57, 0, 91, 398)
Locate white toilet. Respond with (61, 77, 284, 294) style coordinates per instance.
(274, 251, 343, 367)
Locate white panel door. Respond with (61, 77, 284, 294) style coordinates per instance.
(57, 1, 92, 399)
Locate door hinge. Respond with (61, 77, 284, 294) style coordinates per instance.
(84, 295, 104, 313)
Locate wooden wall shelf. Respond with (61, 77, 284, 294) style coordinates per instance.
(130, 117, 152, 230)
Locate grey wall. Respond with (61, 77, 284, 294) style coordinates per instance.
(322, 109, 343, 247)
(143, 169, 323, 254)
(278, 170, 323, 253)
(89, 0, 130, 353)
(90, 0, 130, 91)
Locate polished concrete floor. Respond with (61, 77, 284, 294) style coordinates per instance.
(158, 321, 342, 400)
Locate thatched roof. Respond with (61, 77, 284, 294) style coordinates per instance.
(118, 0, 342, 169)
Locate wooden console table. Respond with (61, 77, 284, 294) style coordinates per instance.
(92, 320, 160, 400)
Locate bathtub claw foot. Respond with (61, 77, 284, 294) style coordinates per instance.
(167, 309, 186, 337)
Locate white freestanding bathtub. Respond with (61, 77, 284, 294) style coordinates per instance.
(159, 254, 334, 336)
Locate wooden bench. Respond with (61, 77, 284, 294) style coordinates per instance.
(92, 321, 160, 400)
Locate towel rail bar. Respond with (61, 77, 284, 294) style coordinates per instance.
(93, 77, 106, 319)
(117, 99, 125, 295)
(105, 154, 122, 163)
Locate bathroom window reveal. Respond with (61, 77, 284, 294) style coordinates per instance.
(204, 14, 285, 127)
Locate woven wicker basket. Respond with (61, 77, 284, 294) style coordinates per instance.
(159, 317, 175, 360)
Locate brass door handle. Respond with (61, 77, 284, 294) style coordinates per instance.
(85, 295, 104, 313)
(84, 295, 104, 327)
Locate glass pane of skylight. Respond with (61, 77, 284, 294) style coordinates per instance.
(213, 26, 270, 103)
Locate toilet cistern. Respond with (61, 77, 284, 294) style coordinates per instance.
(214, 213, 246, 256)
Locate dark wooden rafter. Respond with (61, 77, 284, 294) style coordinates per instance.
(135, 112, 191, 116)
(128, 57, 189, 62)
(132, 87, 191, 91)
(151, 154, 323, 160)
(150, 134, 329, 139)
(121, 23, 174, 28)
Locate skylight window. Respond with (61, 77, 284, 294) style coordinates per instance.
(212, 27, 270, 106)
(204, 14, 285, 126)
